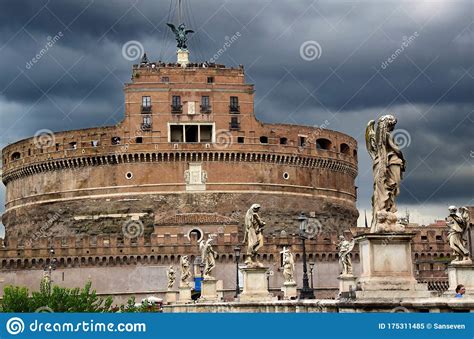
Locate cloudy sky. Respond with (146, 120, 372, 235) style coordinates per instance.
(0, 0, 472, 235)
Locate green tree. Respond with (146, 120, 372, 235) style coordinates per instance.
(1, 286, 30, 312)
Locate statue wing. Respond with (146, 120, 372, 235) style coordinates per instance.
(185, 29, 195, 34)
(348, 240, 355, 252)
(166, 23, 178, 35)
(365, 120, 377, 160)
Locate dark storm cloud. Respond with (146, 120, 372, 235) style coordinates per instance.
(0, 0, 472, 223)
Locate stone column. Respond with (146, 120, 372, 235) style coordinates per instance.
(338, 274, 357, 294)
(178, 282, 193, 303)
(200, 278, 219, 302)
(165, 290, 179, 304)
(354, 233, 433, 299)
(177, 49, 189, 67)
(281, 281, 297, 300)
(444, 263, 474, 297)
(239, 266, 273, 302)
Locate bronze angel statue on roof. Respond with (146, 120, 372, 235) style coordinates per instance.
(366, 115, 406, 232)
(167, 23, 194, 49)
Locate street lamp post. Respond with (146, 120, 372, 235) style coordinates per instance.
(309, 262, 315, 290)
(298, 213, 315, 299)
(234, 246, 241, 298)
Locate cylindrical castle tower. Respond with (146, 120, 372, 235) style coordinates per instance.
(1, 59, 358, 241)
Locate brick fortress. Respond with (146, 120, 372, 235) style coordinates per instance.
(0, 49, 459, 301)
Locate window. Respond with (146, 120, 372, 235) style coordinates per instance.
(111, 137, 121, 145)
(207, 76, 214, 83)
(142, 96, 151, 107)
(141, 96, 151, 113)
(316, 138, 332, 150)
(260, 136, 268, 144)
(142, 115, 152, 131)
(421, 236, 428, 241)
(69, 142, 77, 150)
(436, 235, 442, 242)
(230, 116, 240, 130)
(237, 136, 245, 144)
(172, 95, 181, 107)
(143, 115, 151, 124)
(200, 125, 212, 142)
(201, 96, 211, 113)
(189, 229, 203, 242)
(161, 76, 169, 82)
(91, 140, 99, 147)
(171, 95, 182, 113)
(230, 96, 239, 113)
(170, 125, 183, 142)
(280, 137, 288, 145)
(136, 137, 143, 144)
(185, 125, 198, 142)
(169, 124, 214, 143)
(11, 152, 21, 161)
(55, 143, 60, 151)
(340, 143, 350, 154)
(298, 136, 306, 147)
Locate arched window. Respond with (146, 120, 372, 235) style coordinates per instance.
(188, 229, 203, 242)
(340, 143, 350, 154)
(11, 152, 21, 161)
(316, 138, 332, 150)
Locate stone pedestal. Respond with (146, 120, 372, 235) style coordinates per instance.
(165, 290, 179, 304)
(239, 266, 273, 302)
(354, 233, 433, 299)
(444, 263, 474, 297)
(281, 281, 297, 300)
(177, 49, 189, 67)
(200, 278, 219, 302)
(178, 284, 193, 303)
(338, 274, 357, 293)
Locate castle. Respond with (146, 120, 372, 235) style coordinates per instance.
(0, 37, 459, 301)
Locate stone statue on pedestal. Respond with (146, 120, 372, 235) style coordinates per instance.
(336, 235, 355, 276)
(280, 247, 295, 284)
(40, 271, 51, 295)
(166, 265, 176, 289)
(447, 206, 471, 264)
(199, 234, 217, 280)
(366, 115, 406, 232)
(166, 23, 194, 50)
(180, 255, 192, 287)
(243, 204, 266, 267)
